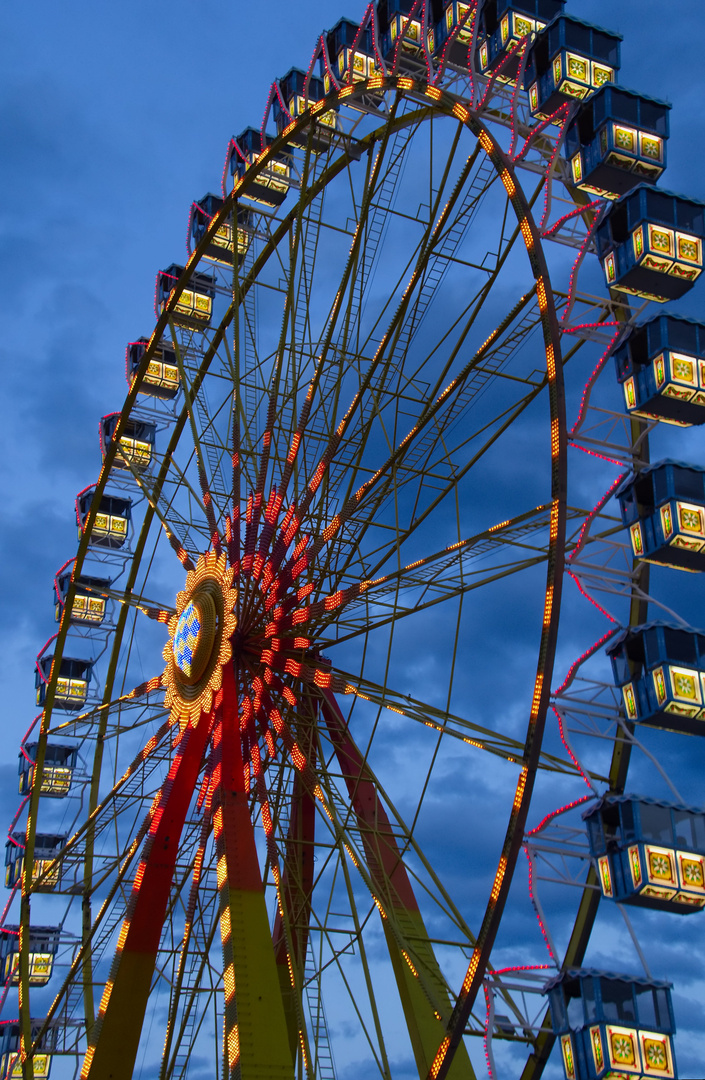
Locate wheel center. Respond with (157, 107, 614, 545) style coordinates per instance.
(172, 591, 217, 685)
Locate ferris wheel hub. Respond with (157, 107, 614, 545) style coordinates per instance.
(172, 592, 218, 684)
(162, 551, 238, 727)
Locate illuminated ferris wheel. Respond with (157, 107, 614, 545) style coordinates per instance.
(5, 2, 705, 1078)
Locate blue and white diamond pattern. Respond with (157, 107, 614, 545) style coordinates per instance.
(173, 600, 202, 677)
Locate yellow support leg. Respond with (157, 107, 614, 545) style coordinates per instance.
(215, 664, 293, 1079)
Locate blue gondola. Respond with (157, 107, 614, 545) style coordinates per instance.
(76, 487, 132, 549)
(476, 0, 564, 83)
(272, 68, 338, 151)
(19, 743, 79, 798)
(126, 337, 179, 399)
(615, 462, 705, 570)
(0, 1020, 57, 1079)
(376, 0, 424, 63)
(227, 128, 292, 206)
(5, 834, 67, 892)
(0, 926, 60, 987)
(431, 0, 480, 68)
(55, 571, 110, 625)
(584, 795, 705, 913)
(544, 969, 676, 1080)
(35, 656, 92, 712)
(566, 85, 669, 199)
(100, 414, 156, 473)
(607, 621, 705, 736)
(595, 186, 705, 302)
(191, 193, 252, 266)
(156, 264, 215, 327)
(524, 15, 621, 118)
(273, 68, 325, 123)
(612, 314, 705, 425)
(322, 17, 377, 90)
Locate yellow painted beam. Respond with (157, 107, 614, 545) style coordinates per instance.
(216, 664, 294, 1079)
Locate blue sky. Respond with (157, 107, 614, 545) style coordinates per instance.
(2, 1, 705, 1077)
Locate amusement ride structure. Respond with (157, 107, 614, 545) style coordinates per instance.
(3, 1, 705, 1077)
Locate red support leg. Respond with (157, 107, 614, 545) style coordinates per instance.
(319, 690, 475, 1079)
(82, 708, 216, 1080)
(272, 729, 316, 1061)
(214, 663, 293, 1079)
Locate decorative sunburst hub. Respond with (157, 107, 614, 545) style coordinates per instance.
(163, 551, 238, 729)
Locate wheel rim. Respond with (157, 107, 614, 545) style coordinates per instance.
(20, 75, 580, 1080)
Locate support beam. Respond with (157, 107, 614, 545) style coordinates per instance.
(272, 739, 316, 1063)
(215, 662, 293, 1079)
(81, 708, 216, 1080)
(320, 690, 475, 1079)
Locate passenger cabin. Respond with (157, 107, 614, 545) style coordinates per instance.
(615, 462, 705, 571)
(0, 1021, 57, 1080)
(476, 0, 564, 84)
(431, 0, 479, 69)
(76, 488, 132, 549)
(272, 69, 337, 150)
(127, 337, 179, 399)
(55, 570, 110, 625)
(607, 621, 705, 736)
(5, 833, 67, 892)
(156, 264, 215, 327)
(100, 414, 156, 473)
(584, 795, 705, 913)
(322, 18, 376, 90)
(19, 743, 78, 799)
(612, 314, 705, 425)
(36, 656, 92, 712)
(376, 0, 424, 63)
(566, 85, 669, 199)
(190, 193, 252, 265)
(595, 186, 705, 302)
(0, 926, 60, 987)
(544, 969, 676, 1080)
(524, 15, 621, 118)
(228, 127, 292, 206)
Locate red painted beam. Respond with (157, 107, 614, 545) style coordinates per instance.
(82, 705, 216, 1080)
(215, 663, 293, 1079)
(319, 690, 474, 1079)
(272, 719, 316, 1059)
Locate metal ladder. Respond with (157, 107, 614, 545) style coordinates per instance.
(303, 939, 337, 1080)
(301, 124, 416, 512)
(386, 153, 497, 370)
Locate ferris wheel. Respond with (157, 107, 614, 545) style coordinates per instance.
(5, 1, 705, 1078)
